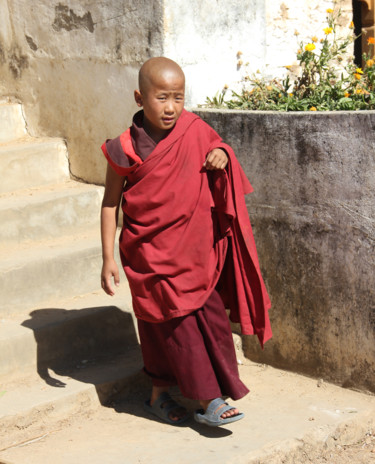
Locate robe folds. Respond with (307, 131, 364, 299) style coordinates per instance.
(102, 109, 272, 347)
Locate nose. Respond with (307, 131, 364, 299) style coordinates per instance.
(165, 99, 175, 114)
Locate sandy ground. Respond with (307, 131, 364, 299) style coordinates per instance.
(1, 361, 374, 464)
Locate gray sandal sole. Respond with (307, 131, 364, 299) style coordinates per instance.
(194, 397, 244, 427)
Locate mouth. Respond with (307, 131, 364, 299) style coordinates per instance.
(162, 117, 175, 124)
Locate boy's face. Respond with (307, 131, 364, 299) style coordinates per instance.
(134, 73, 185, 142)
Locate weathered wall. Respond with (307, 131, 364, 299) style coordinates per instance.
(164, 0, 352, 106)
(195, 109, 375, 392)
(0, 0, 164, 183)
(1, 0, 354, 183)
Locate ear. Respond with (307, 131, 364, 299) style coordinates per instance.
(134, 90, 143, 107)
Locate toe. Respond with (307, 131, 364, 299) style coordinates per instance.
(221, 407, 239, 419)
(169, 406, 187, 422)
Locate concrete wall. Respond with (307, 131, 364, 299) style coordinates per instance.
(195, 109, 375, 393)
(0, 0, 164, 184)
(1, 0, 353, 184)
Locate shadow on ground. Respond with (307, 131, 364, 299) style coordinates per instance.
(21, 306, 234, 436)
(21, 305, 144, 398)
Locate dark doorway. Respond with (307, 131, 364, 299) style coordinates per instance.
(353, 0, 362, 66)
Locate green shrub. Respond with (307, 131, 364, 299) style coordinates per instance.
(205, 8, 375, 111)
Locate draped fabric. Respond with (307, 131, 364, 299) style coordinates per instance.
(102, 109, 272, 347)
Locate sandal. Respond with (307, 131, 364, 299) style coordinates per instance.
(144, 391, 189, 425)
(194, 397, 244, 427)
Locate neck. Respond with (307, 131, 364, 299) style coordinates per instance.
(143, 117, 170, 144)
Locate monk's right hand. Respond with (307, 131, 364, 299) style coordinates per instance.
(101, 259, 120, 296)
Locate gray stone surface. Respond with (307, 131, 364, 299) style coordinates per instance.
(195, 109, 375, 393)
(0, 181, 103, 245)
(0, 231, 104, 315)
(0, 137, 70, 193)
(0, 284, 135, 379)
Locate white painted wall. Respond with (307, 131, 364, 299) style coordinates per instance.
(163, 0, 266, 106)
(163, 0, 353, 107)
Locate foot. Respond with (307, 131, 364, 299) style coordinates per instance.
(150, 387, 187, 422)
(199, 398, 240, 420)
(194, 398, 244, 427)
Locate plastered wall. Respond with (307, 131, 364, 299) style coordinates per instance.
(196, 108, 375, 393)
(0, 0, 164, 183)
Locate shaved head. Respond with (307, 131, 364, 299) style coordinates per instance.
(138, 57, 185, 94)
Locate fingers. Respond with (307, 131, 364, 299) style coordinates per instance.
(101, 260, 120, 296)
(204, 148, 228, 170)
(102, 275, 115, 296)
(101, 270, 119, 296)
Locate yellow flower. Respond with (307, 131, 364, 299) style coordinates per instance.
(278, 93, 282, 98)
(356, 67, 363, 74)
(285, 65, 292, 70)
(288, 93, 293, 97)
(344, 92, 350, 98)
(266, 85, 273, 91)
(297, 49, 302, 54)
(323, 27, 333, 35)
(367, 59, 374, 67)
(311, 36, 318, 43)
(326, 8, 333, 14)
(356, 88, 363, 94)
(368, 37, 375, 45)
(305, 43, 316, 52)
(354, 73, 362, 80)
(310, 107, 317, 111)
(349, 21, 354, 29)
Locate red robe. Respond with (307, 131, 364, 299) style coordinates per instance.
(102, 109, 272, 347)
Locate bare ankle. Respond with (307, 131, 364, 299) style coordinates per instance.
(150, 386, 170, 405)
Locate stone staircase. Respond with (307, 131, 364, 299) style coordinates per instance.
(0, 101, 143, 451)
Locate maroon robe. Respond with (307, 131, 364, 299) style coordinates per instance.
(102, 109, 272, 347)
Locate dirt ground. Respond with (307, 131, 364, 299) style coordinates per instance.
(273, 430, 375, 464)
(1, 362, 374, 464)
(0, 410, 374, 464)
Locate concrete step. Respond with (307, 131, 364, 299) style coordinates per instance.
(0, 181, 103, 246)
(0, 136, 70, 193)
(0, 363, 374, 463)
(0, 284, 135, 379)
(0, 103, 27, 143)
(0, 348, 146, 452)
(0, 230, 119, 316)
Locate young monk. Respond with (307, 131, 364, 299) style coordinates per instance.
(100, 57, 272, 427)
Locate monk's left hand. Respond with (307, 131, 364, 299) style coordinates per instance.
(204, 148, 228, 170)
